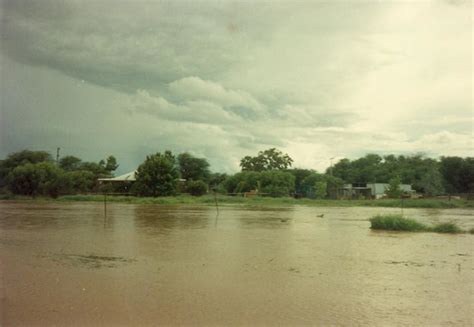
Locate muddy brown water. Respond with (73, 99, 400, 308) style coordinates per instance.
(0, 201, 472, 326)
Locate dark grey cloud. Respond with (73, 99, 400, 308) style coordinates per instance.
(1, 0, 472, 173)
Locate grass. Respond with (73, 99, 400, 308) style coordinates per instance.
(369, 214, 468, 234)
(431, 223, 463, 234)
(2, 194, 467, 209)
(369, 214, 427, 232)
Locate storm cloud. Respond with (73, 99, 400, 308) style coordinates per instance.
(0, 0, 472, 173)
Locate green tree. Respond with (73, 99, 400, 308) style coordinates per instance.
(186, 180, 208, 196)
(208, 173, 227, 192)
(419, 166, 445, 196)
(177, 152, 210, 181)
(64, 170, 96, 193)
(104, 155, 119, 173)
(314, 181, 327, 199)
(8, 162, 64, 197)
(59, 155, 82, 171)
(0, 150, 52, 187)
(259, 170, 295, 197)
(286, 168, 314, 196)
(240, 148, 293, 171)
(439, 156, 474, 194)
(386, 177, 402, 198)
(133, 151, 179, 196)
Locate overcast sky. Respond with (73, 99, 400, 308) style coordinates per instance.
(0, 0, 472, 174)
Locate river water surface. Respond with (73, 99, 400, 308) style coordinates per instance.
(0, 201, 472, 326)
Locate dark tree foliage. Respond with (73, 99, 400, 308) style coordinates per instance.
(240, 148, 293, 172)
(133, 151, 179, 197)
(1, 149, 120, 196)
(329, 153, 459, 194)
(59, 156, 82, 171)
(186, 180, 208, 196)
(8, 162, 64, 197)
(177, 152, 210, 181)
(208, 172, 227, 191)
(439, 157, 474, 194)
(285, 168, 314, 196)
(222, 170, 295, 197)
(300, 173, 344, 198)
(0, 150, 52, 186)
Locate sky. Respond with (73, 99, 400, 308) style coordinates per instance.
(0, 0, 472, 174)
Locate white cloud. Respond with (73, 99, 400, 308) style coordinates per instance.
(1, 0, 472, 173)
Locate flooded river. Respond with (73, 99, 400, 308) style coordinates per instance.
(0, 201, 472, 326)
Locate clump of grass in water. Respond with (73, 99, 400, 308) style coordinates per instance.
(369, 214, 427, 232)
(430, 223, 463, 234)
(369, 214, 466, 234)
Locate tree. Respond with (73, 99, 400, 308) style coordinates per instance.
(419, 165, 445, 196)
(386, 177, 402, 198)
(63, 170, 96, 193)
(186, 180, 208, 196)
(133, 151, 179, 196)
(104, 156, 119, 173)
(240, 148, 293, 171)
(208, 173, 227, 191)
(8, 162, 64, 197)
(177, 152, 210, 181)
(59, 156, 82, 171)
(0, 150, 52, 187)
(314, 181, 327, 199)
(439, 156, 474, 194)
(222, 170, 295, 197)
(286, 168, 314, 196)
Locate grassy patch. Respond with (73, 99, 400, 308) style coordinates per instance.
(369, 214, 428, 232)
(2, 194, 472, 209)
(369, 214, 467, 234)
(431, 223, 463, 234)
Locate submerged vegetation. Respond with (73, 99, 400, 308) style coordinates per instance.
(369, 214, 469, 234)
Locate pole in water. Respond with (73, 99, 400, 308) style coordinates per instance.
(214, 190, 219, 227)
(103, 192, 107, 225)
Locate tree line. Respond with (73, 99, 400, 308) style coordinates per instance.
(0, 148, 472, 198)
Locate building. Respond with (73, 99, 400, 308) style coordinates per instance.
(340, 183, 414, 199)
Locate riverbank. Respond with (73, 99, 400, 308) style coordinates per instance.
(2, 194, 472, 209)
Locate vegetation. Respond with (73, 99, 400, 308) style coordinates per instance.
(12, 194, 468, 209)
(331, 153, 473, 195)
(240, 148, 293, 171)
(431, 223, 462, 234)
(369, 215, 427, 231)
(386, 177, 403, 198)
(369, 214, 468, 233)
(177, 152, 210, 182)
(0, 150, 118, 197)
(186, 180, 208, 196)
(132, 151, 179, 196)
(1, 148, 472, 201)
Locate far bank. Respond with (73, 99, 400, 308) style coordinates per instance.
(2, 194, 473, 209)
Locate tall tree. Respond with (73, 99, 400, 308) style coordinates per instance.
(177, 152, 210, 181)
(59, 155, 82, 171)
(133, 151, 179, 196)
(240, 148, 293, 171)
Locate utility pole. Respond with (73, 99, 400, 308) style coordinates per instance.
(56, 147, 61, 166)
(329, 157, 335, 176)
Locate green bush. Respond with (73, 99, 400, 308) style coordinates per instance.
(369, 214, 427, 231)
(186, 180, 208, 196)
